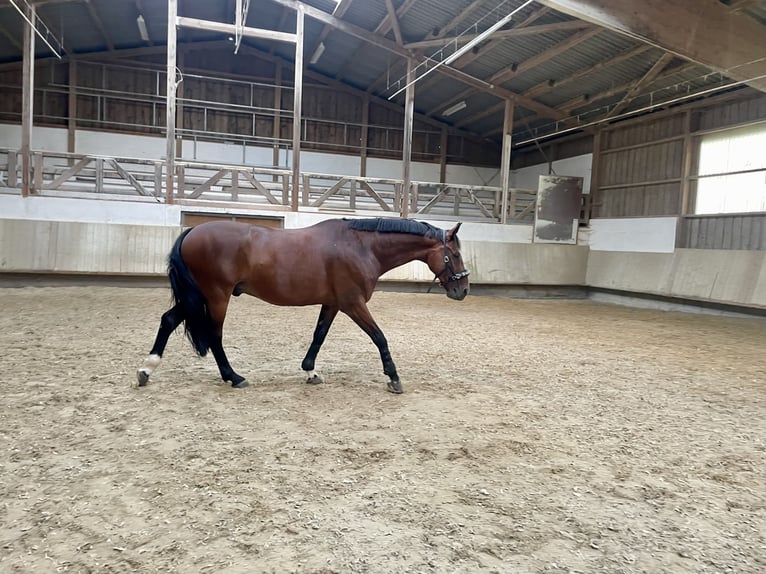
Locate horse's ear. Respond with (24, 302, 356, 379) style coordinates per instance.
(446, 222, 462, 241)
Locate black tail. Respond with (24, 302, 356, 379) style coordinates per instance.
(167, 227, 214, 357)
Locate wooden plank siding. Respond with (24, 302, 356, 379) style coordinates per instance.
(591, 92, 766, 250)
(0, 56, 499, 167)
(678, 214, 766, 250)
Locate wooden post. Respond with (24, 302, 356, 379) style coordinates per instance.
(21, 3, 35, 196)
(165, 0, 177, 204)
(360, 94, 369, 177)
(401, 57, 415, 219)
(291, 5, 304, 211)
(588, 129, 602, 221)
(273, 62, 282, 175)
(499, 99, 514, 223)
(68, 60, 76, 160)
(680, 109, 693, 216)
(439, 127, 448, 183)
(176, 50, 184, 160)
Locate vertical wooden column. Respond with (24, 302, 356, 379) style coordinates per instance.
(439, 127, 448, 183)
(499, 99, 514, 223)
(176, 50, 184, 160)
(360, 95, 369, 177)
(68, 60, 77, 158)
(291, 4, 304, 211)
(273, 62, 282, 172)
(165, 0, 178, 204)
(588, 129, 602, 222)
(680, 109, 693, 216)
(21, 4, 35, 196)
(401, 58, 415, 219)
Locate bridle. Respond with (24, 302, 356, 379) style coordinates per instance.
(427, 230, 470, 293)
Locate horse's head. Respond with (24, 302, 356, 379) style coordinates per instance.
(427, 222, 470, 301)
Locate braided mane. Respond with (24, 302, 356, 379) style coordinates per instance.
(345, 218, 443, 241)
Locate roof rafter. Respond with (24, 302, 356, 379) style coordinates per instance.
(265, 0, 569, 121)
(481, 61, 698, 137)
(413, 6, 550, 97)
(403, 20, 590, 50)
(336, 0, 417, 85)
(426, 26, 600, 118)
(305, 0, 354, 63)
(83, 0, 114, 51)
(538, 0, 766, 92)
(383, 0, 403, 45)
(605, 52, 674, 118)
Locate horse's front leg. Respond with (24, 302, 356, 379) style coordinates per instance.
(344, 301, 402, 394)
(301, 305, 339, 385)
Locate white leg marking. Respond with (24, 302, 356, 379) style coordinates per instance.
(135, 354, 161, 387)
(306, 370, 316, 379)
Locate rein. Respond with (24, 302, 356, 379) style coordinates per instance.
(427, 230, 470, 293)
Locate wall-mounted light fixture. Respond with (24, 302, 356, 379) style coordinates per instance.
(137, 14, 150, 42)
(442, 100, 467, 117)
(310, 42, 326, 65)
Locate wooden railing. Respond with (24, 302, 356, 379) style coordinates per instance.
(1, 148, 536, 222)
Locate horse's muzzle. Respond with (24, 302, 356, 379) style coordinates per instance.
(447, 285, 469, 301)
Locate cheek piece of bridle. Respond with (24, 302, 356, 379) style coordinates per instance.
(427, 230, 471, 293)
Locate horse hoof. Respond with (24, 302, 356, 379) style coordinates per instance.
(231, 379, 249, 389)
(136, 370, 150, 387)
(306, 374, 324, 385)
(387, 380, 403, 394)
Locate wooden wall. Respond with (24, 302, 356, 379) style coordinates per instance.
(590, 91, 766, 250)
(0, 47, 500, 167)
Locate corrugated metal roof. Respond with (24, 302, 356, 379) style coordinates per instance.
(0, 0, 762, 147)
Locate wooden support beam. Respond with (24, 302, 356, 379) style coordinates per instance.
(177, 16, 297, 43)
(306, 0, 354, 64)
(67, 60, 76, 156)
(165, 0, 177, 203)
(267, 0, 564, 120)
(360, 94, 369, 177)
(403, 20, 590, 50)
(427, 28, 599, 119)
(84, 0, 114, 50)
(605, 52, 674, 117)
(425, 0, 484, 41)
(414, 6, 550, 100)
(499, 100, 514, 224)
(401, 58, 414, 218)
(291, 5, 304, 211)
(383, 0, 403, 45)
(439, 127, 447, 183)
(273, 62, 282, 171)
(336, 0, 416, 84)
(374, 0, 417, 36)
(538, 0, 766, 92)
(523, 44, 651, 99)
(21, 3, 34, 196)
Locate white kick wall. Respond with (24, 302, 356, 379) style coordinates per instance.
(2, 124, 764, 311)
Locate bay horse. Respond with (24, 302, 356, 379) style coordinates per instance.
(136, 217, 470, 394)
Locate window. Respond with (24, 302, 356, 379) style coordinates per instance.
(694, 123, 766, 214)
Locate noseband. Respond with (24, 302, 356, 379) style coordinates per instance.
(427, 230, 470, 293)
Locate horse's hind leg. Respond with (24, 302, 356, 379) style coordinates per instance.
(136, 304, 185, 387)
(207, 296, 248, 389)
(301, 305, 339, 384)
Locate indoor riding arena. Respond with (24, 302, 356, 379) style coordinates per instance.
(1, 1, 765, 573)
